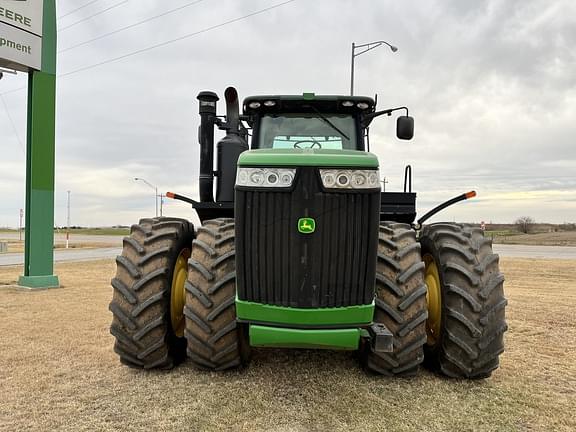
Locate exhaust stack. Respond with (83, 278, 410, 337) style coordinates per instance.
(225, 87, 241, 135)
(216, 87, 248, 202)
(197, 91, 219, 202)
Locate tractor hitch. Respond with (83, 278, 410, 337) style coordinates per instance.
(367, 323, 394, 353)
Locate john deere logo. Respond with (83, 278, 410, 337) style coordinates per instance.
(298, 218, 316, 234)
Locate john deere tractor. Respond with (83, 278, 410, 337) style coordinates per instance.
(109, 87, 507, 377)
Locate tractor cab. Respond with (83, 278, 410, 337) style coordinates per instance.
(191, 89, 416, 223)
(243, 93, 413, 151)
(243, 94, 375, 151)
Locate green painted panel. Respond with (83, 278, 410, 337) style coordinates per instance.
(28, 72, 56, 191)
(25, 189, 56, 275)
(236, 299, 374, 326)
(237, 149, 379, 168)
(18, 275, 60, 289)
(249, 325, 361, 350)
(41, 0, 57, 75)
(22, 70, 58, 287)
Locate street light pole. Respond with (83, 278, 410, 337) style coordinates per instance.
(135, 177, 159, 218)
(350, 40, 398, 96)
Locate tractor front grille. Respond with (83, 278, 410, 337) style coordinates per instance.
(235, 167, 380, 309)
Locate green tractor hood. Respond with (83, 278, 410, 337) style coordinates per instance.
(237, 149, 379, 168)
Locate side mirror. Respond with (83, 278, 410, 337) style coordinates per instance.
(397, 116, 414, 140)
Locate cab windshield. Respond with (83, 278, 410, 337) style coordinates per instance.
(257, 114, 357, 150)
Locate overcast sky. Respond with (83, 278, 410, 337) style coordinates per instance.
(1, 0, 575, 227)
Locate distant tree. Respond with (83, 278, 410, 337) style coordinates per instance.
(515, 216, 535, 234)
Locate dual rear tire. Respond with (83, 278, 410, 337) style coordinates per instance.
(109, 217, 246, 371)
(363, 222, 507, 378)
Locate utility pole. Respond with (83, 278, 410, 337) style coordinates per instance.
(159, 193, 164, 217)
(381, 177, 389, 192)
(350, 40, 398, 95)
(66, 191, 71, 249)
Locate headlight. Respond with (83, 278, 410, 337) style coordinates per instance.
(320, 169, 380, 190)
(236, 167, 296, 188)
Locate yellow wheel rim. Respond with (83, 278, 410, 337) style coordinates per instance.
(170, 248, 190, 338)
(423, 253, 442, 346)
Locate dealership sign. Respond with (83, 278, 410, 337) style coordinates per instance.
(0, 0, 44, 71)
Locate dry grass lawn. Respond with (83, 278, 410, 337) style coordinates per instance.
(493, 230, 576, 246)
(0, 258, 575, 431)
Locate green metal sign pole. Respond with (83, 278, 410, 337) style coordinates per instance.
(18, 0, 59, 289)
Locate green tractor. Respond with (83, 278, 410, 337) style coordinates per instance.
(109, 87, 507, 377)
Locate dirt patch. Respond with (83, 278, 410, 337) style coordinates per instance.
(0, 258, 575, 431)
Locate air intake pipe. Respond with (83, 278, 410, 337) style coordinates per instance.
(216, 87, 248, 202)
(197, 91, 219, 202)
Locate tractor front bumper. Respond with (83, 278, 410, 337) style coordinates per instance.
(249, 325, 362, 350)
(247, 324, 393, 352)
(236, 299, 393, 352)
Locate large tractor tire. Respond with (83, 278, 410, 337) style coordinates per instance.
(184, 218, 249, 370)
(361, 222, 428, 376)
(420, 223, 507, 379)
(109, 217, 194, 369)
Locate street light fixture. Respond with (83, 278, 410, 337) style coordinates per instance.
(350, 40, 398, 96)
(0, 68, 17, 81)
(134, 177, 159, 217)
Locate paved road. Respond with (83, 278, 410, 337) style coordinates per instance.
(1, 243, 575, 267)
(0, 232, 123, 245)
(492, 244, 576, 259)
(0, 248, 122, 267)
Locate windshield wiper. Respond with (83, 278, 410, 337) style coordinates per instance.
(309, 106, 350, 141)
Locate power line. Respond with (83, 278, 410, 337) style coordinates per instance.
(0, 0, 298, 94)
(60, 0, 207, 53)
(0, 94, 25, 155)
(58, 0, 129, 32)
(58, 0, 104, 20)
(60, 0, 297, 77)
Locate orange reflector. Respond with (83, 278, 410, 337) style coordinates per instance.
(166, 192, 175, 199)
(465, 191, 477, 199)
